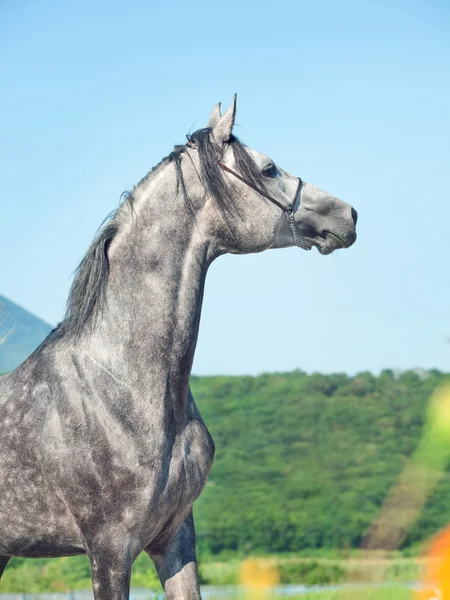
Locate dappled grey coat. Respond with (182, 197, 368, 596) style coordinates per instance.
(0, 96, 357, 600)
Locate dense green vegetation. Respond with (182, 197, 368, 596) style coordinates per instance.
(1, 368, 449, 592)
(192, 369, 450, 554)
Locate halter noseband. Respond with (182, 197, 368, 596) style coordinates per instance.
(185, 140, 308, 250)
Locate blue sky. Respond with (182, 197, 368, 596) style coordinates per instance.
(1, 0, 449, 375)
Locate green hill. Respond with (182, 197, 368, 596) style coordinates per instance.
(0, 295, 52, 373)
(191, 369, 450, 554)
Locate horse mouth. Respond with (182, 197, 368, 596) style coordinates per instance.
(301, 230, 357, 255)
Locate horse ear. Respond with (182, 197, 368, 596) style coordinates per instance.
(211, 94, 237, 145)
(207, 103, 222, 128)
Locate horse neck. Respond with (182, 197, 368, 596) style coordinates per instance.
(82, 164, 213, 391)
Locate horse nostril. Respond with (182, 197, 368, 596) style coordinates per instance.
(351, 207, 358, 225)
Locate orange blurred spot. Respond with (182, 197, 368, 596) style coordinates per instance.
(239, 558, 279, 598)
(417, 525, 450, 600)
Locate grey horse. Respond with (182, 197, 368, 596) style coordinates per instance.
(0, 96, 357, 600)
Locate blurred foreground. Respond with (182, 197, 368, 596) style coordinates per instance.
(0, 551, 428, 593)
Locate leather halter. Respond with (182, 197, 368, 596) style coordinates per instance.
(185, 140, 308, 249)
(218, 161, 301, 214)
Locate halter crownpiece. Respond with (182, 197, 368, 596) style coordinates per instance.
(186, 141, 309, 250)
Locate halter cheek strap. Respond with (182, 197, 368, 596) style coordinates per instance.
(186, 141, 308, 250)
(218, 162, 307, 250)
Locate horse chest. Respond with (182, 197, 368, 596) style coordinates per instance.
(165, 419, 215, 505)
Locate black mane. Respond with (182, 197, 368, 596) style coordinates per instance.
(45, 129, 266, 344)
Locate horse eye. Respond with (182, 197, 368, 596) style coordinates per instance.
(262, 164, 278, 178)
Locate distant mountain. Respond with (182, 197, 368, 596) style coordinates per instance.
(0, 295, 53, 373)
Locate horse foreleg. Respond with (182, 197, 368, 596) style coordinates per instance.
(0, 556, 10, 579)
(148, 511, 201, 600)
(87, 542, 135, 600)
